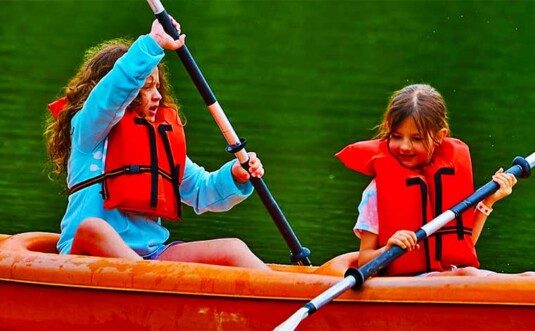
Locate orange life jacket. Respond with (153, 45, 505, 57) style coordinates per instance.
(336, 138, 480, 275)
(71, 107, 186, 221)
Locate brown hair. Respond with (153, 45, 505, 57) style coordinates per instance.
(375, 84, 449, 151)
(44, 38, 180, 177)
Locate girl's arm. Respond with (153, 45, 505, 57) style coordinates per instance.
(72, 19, 185, 153)
(358, 231, 384, 267)
(72, 35, 165, 153)
(179, 157, 254, 214)
(355, 180, 418, 266)
(358, 230, 419, 267)
(472, 168, 517, 244)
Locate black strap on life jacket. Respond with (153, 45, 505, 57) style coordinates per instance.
(432, 167, 473, 260)
(135, 118, 160, 208)
(434, 167, 466, 240)
(406, 177, 432, 273)
(69, 165, 174, 195)
(69, 118, 181, 218)
(158, 124, 182, 215)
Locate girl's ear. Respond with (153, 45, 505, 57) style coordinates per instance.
(436, 128, 449, 144)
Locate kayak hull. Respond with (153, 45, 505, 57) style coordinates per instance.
(1, 232, 534, 330)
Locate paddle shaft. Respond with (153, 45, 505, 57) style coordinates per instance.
(146, 0, 311, 266)
(276, 153, 534, 330)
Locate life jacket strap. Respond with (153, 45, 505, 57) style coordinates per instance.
(69, 165, 174, 195)
(432, 226, 474, 261)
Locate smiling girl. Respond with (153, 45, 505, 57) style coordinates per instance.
(336, 84, 519, 276)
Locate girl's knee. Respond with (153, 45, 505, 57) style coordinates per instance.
(454, 267, 495, 276)
(455, 267, 477, 276)
(520, 271, 535, 277)
(71, 218, 104, 255)
(73, 218, 117, 249)
(216, 238, 256, 260)
(216, 238, 266, 269)
(77, 218, 111, 238)
(71, 217, 136, 258)
(509, 271, 535, 277)
(219, 238, 249, 250)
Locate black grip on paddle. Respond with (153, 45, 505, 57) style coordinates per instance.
(250, 176, 312, 266)
(345, 244, 406, 290)
(451, 156, 530, 216)
(304, 302, 317, 315)
(238, 154, 311, 265)
(154, 11, 217, 105)
(344, 268, 366, 290)
(513, 156, 531, 178)
(155, 10, 180, 39)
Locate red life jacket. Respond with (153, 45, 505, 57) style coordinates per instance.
(336, 138, 480, 275)
(71, 107, 186, 221)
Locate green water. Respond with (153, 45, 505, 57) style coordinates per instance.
(0, 0, 534, 272)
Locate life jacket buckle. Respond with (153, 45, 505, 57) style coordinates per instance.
(125, 165, 141, 174)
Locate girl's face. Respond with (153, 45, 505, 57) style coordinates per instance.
(136, 68, 161, 122)
(388, 117, 444, 170)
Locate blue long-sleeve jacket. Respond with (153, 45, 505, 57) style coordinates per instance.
(57, 35, 253, 256)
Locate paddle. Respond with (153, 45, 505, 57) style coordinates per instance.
(146, 0, 311, 265)
(275, 152, 535, 331)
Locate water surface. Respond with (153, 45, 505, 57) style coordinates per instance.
(0, 0, 533, 272)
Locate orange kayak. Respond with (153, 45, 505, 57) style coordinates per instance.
(0, 232, 534, 330)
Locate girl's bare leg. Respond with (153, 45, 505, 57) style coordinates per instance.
(157, 238, 269, 270)
(70, 217, 141, 260)
(426, 267, 535, 277)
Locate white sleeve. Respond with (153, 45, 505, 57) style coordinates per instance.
(353, 179, 379, 238)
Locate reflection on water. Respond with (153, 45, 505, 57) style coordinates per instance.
(0, 1, 534, 272)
